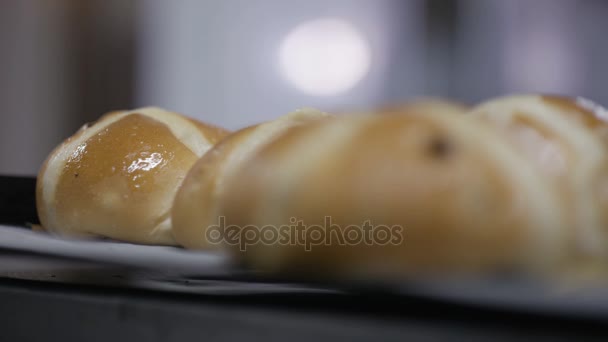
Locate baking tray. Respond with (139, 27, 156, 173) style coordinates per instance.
(2, 175, 608, 327)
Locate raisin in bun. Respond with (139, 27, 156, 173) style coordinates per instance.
(469, 95, 608, 261)
(36, 107, 228, 245)
(215, 113, 567, 280)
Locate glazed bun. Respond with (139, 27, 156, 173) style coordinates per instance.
(36, 107, 228, 245)
(171, 108, 330, 249)
(215, 113, 568, 280)
(469, 95, 608, 260)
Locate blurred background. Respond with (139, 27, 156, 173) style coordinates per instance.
(1, 0, 607, 175)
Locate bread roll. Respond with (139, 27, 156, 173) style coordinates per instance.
(469, 95, 608, 260)
(36, 107, 228, 245)
(215, 113, 568, 280)
(171, 108, 330, 249)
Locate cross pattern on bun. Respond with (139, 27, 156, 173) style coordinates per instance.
(171, 108, 330, 249)
(36, 107, 228, 245)
(470, 95, 608, 261)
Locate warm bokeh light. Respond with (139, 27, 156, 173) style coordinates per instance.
(279, 18, 371, 96)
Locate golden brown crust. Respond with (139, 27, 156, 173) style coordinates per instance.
(35, 115, 106, 233)
(36, 107, 228, 245)
(216, 113, 567, 280)
(54, 114, 198, 242)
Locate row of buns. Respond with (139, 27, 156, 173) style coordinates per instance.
(36, 94, 608, 281)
